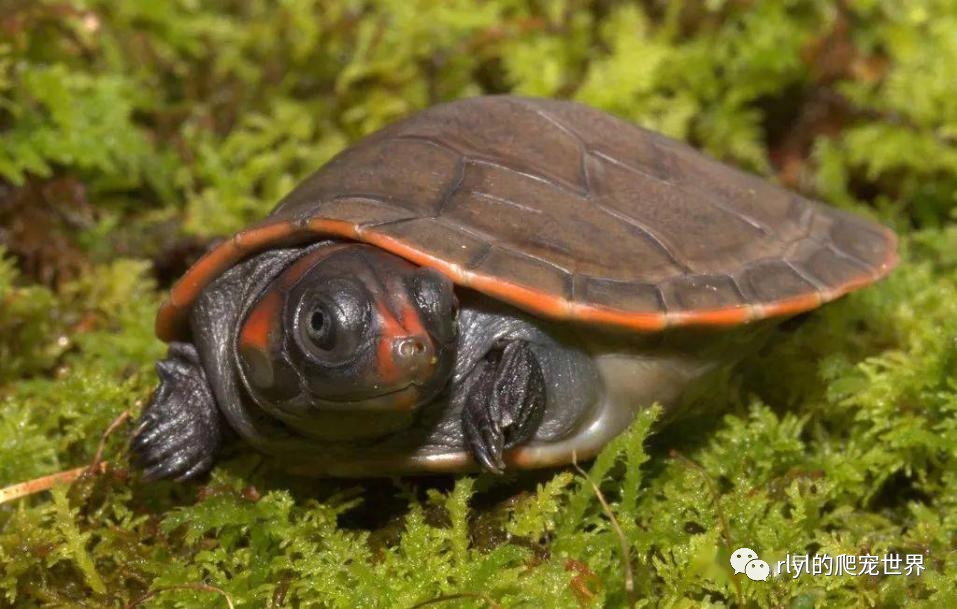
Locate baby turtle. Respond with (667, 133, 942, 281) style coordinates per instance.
(132, 96, 897, 480)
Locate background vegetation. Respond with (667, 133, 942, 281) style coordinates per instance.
(1, 0, 956, 606)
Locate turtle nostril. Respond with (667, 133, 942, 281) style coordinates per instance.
(395, 337, 430, 363)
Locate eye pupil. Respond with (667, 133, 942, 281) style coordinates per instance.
(305, 306, 335, 350)
(310, 310, 326, 334)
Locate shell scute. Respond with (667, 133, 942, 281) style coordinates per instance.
(737, 260, 820, 303)
(364, 217, 489, 270)
(392, 98, 589, 193)
(276, 137, 462, 219)
(659, 273, 746, 312)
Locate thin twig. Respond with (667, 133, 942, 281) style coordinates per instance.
(407, 592, 501, 609)
(89, 409, 130, 473)
(0, 409, 130, 504)
(571, 451, 636, 609)
(0, 463, 106, 504)
(125, 583, 235, 609)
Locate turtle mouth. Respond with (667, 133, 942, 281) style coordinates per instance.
(314, 382, 420, 411)
(269, 383, 433, 443)
(307, 383, 424, 412)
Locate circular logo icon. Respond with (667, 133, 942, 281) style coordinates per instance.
(746, 559, 771, 581)
(730, 548, 758, 575)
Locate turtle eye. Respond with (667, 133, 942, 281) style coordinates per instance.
(305, 304, 336, 350)
(294, 282, 367, 362)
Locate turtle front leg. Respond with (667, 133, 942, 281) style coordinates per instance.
(131, 342, 221, 481)
(461, 340, 547, 473)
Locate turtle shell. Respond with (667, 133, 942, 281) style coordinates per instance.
(157, 96, 897, 342)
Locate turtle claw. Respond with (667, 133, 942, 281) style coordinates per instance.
(131, 342, 221, 482)
(141, 453, 189, 482)
(462, 384, 506, 473)
(462, 340, 546, 474)
(175, 455, 217, 482)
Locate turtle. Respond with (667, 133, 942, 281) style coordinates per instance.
(131, 95, 897, 480)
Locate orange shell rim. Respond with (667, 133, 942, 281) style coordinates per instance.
(156, 217, 899, 342)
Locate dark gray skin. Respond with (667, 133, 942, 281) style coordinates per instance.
(132, 242, 598, 480)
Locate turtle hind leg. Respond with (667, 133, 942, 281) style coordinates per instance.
(131, 342, 221, 481)
(461, 340, 547, 473)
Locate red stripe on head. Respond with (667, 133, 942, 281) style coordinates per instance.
(240, 290, 282, 353)
(375, 292, 436, 384)
(375, 301, 404, 384)
(398, 300, 431, 348)
(239, 290, 283, 388)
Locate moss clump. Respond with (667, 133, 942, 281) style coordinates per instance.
(2, 1, 956, 606)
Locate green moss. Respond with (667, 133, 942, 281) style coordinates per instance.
(2, 1, 956, 606)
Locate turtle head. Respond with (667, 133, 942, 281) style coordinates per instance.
(237, 243, 458, 440)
